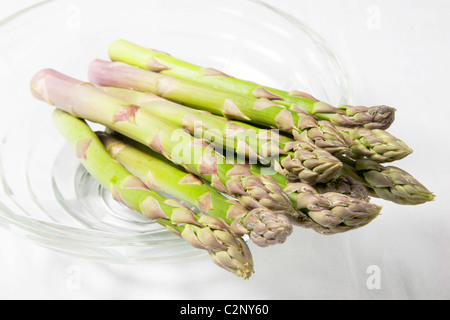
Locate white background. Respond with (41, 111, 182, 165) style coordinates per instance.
(0, 0, 449, 300)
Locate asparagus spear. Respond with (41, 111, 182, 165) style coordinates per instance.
(89, 59, 411, 164)
(51, 109, 254, 279)
(98, 86, 343, 184)
(98, 86, 282, 162)
(107, 39, 396, 130)
(88, 59, 349, 156)
(30, 69, 295, 239)
(276, 97, 396, 130)
(99, 132, 292, 247)
(315, 174, 370, 202)
(338, 126, 413, 163)
(246, 164, 382, 235)
(341, 159, 435, 205)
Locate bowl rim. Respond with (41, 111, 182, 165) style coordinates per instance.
(0, 0, 353, 105)
(0, 0, 353, 258)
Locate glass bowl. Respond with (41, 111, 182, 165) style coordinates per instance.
(0, 0, 353, 264)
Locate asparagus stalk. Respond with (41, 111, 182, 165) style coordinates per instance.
(107, 39, 396, 130)
(88, 59, 350, 156)
(98, 86, 343, 184)
(341, 159, 435, 205)
(99, 132, 292, 247)
(338, 126, 413, 163)
(276, 97, 396, 130)
(51, 109, 254, 279)
(315, 174, 370, 202)
(98, 86, 283, 162)
(31, 69, 295, 241)
(247, 164, 382, 235)
(89, 59, 411, 164)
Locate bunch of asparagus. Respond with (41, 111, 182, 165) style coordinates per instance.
(30, 40, 434, 279)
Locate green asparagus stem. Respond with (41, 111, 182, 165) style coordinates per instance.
(340, 158, 435, 205)
(89, 59, 410, 164)
(99, 132, 292, 247)
(51, 109, 254, 279)
(98, 86, 285, 163)
(107, 39, 396, 130)
(98, 86, 343, 184)
(31, 69, 295, 244)
(247, 164, 382, 235)
(88, 59, 349, 156)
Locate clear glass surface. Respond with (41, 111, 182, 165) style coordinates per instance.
(0, 0, 353, 263)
